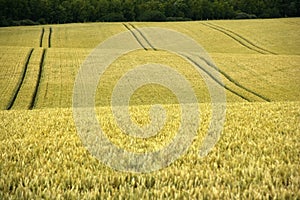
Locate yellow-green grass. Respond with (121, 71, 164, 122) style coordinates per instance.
(0, 18, 298, 55)
(34, 48, 91, 108)
(51, 23, 126, 48)
(0, 20, 298, 107)
(34, 49, 246, 109)
(0, 47, 31, 109)
(0, 23, 126, 49)
(95, 49, 244, 107)
(0, 26, 42, 48)
(1, 19, 299, 108)
(0, 102, 299, 199)
(133, 21, 255, 54)
(211, 53, 300, 101)
(211, 18, 300, 55)
(132, 18, 300, 55)
(34, 49, 299, 109)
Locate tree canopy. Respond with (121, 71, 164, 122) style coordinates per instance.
(1, 0, 299, 26)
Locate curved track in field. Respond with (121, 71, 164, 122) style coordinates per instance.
(125, 24, 270, 102)
(123, 24, 147, 50)
(48, 27, 52, 48)
(40, 27, 52, 48)
(40, 28, 45, 47)
(30, 49, 47, 109)
(129, 24, 157, 51)
(203, 23, 276, 55)
(7, 48, 34, 110)
(185, 55, 251, 101)
(198, 56, 271, 102)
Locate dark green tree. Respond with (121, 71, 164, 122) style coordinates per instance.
(1, 0, 299, 26)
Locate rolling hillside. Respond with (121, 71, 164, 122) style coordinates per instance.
(0, 19, 299, 199)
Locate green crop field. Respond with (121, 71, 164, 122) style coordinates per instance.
(0, 18, 299, 199)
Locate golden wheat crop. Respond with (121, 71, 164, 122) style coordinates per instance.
(0, 102, 299, 199)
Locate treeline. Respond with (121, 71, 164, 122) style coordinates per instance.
(1, 0, 299, 26)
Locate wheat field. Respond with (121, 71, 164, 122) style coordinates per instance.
(0, 18, 299, 199)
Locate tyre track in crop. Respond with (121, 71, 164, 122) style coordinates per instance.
(199, 56, 271, 102)
(203, 23, 276, 55)
(185, 56, 251, 102)
(129, 24, 157, 51)
(126, 25, 251, 102)
(123, 24, 147, 50)
(30, 48, 46, 109)
(48, 27, 52, 48)
(7, 48, 34, 110)
(40, 28, 45, 47)
(211, 23, 277, 55)
(40, 27, 52, 48)
(5, 27, 50, 110)
(10, 49, 46, 109)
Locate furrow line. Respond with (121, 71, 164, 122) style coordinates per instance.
(203, 23, 267, 54)
(185, 56, 251, 102)
(7, 48, 34, 110)
(40, 28, 44, 47)
(30, 48, 46, 110)
(48, 27, 52, 48)
(123, 23, 147, 50)
(199, 56, 271, 102)
(208, 23, 277, 55)
(129, 24, 157, 51)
